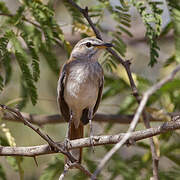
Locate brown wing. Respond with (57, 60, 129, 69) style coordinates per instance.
(57, 64, 70, 122)
(93, 75, 104, 114)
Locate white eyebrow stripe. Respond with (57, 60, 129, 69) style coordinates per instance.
(80, 40, 102, 46)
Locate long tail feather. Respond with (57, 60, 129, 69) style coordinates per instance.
(65, 122, 83, 163)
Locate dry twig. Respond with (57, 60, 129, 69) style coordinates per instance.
(92, 64, 180, 179)
(0, 104, 76, 162)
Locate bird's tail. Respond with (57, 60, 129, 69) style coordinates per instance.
(65, 122, 83, 164)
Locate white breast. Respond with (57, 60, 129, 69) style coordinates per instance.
(64, 61, 101, 111)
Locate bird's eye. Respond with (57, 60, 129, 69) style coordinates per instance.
(86, 42, 92, 48)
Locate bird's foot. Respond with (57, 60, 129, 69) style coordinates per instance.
(90, 135, 95, 153)
(126, 137, 136, 147)
(64, 137, 71, 151)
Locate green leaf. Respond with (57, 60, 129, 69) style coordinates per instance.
(40, 155, 64, 180)
(172, 7, 180, 62)
(0, 33, 12, 84)
(161, 21, 173, 37)
(166, 154, 180, 166)
(8, 5, 25, 25)
(131, 0, 163, 67)
(40, 44, 59, 75)
(2, 51, 11, 85)
(6, 156, 23, 172)
(4, 30, 37, 105)
(21, 31, 40, 82)
(164, 55, 175, 67)
(103, 76, 129, 100)
(15, 51, 37, 105)
(117, 25, 133, 37)
(0, 164, 6, 180)
(17, 76, 29, 110)
(0, 136, 9, 146)
(84, 151, 97, 172)
(0, 2, 10, 14)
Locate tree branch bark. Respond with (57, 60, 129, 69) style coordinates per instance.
(0, 104, 77, 163)
(0, 120, 179, 157)
(92, 64, 180, 179)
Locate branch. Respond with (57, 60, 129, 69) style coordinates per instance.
(92, 64, 180, 179)
(143, 112, 159, 180)
(0, 13, 63, 47)
(2, 111, 167, 125)
(67, 0, 102, 39)
(0, 120, 179, 157)
(0, 104, 76, 163)
(59, 162, 94, 180)
(0, 13, 41, 29)
(67, 0, 140, 101)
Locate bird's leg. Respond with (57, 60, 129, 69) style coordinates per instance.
(64, 111, 73, 151)
(88, 108, 94, 152)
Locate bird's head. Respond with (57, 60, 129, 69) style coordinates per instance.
(70, 37, 112, 61)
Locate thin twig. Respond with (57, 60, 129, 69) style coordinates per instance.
(0, 104, 76, 163)
(143, 111, 159, 180)
(59, 163, 70, 180)
(59, 162, 94, 180)
(67, 0, 140, 101)
(0, 13, 63, 47)
(92, 64, 180, 179)
(0, 104, 95, 178)
(0, 120, 180, 157)
(67, 0, 102, 39)
(0, 13, 41, 29)
(71, 162, 94, 178)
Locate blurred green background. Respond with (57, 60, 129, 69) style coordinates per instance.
(0, 0, 180, 179)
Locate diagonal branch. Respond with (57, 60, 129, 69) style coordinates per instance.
(0, 104, 95, 177)
(92, 64, 180, 179)
(67, 0, 140, 101)
(59, 162, 94, 180)
(0, 104, 76, 163)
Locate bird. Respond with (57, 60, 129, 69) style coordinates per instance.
(57, 37, 112, 163)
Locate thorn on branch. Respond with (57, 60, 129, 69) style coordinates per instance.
(33, 156, 38, 167)
(126, 137, 136, 146)
(84, 6, 88, 13)
(125, 59, 132, 66)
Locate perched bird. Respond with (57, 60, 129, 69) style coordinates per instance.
(57, 37, 112, 163)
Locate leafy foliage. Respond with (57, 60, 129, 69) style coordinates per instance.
(100, 0, 132, 71)
(40, 155, 64, 180)
(167, 0, 180, 63)
(0, 0, 180, 179)
(0, 0, 70, 106)
(0, 34, 11, 86)
(131, 0, 163, 66)
(0, 164, 6, 180)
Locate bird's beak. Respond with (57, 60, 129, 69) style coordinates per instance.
(94, 42, 113, 49)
